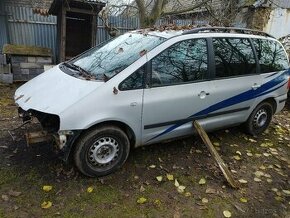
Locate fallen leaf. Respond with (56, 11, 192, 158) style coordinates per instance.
(233, 155, 241, 160)
(199, 178, 206, 185)
(140, 186, 145, 192)
(240, 197, 248, 203)
(184, 192, 191, 197)
(87, 187, 94, 193)
(259, 165, 266, 170)
(223, 210, 232, 217)
(249, 138, 257, 143)
(43, 185, 53, 192)
(282, 190, 290, 195)
(174, 179, 180, 187)
(213, 142, 220, 147)
(263, 153, 271, 157)
(158, 157, 163, 163)
(41, 201, 52, 209)
(1, 195, 9, 201)
(205, 188, 216, 194)
(154, 199, 161, 207)
(254, 171, 264, 177)
(149, 165, 156, 169)
(177, 186, 186, 193)
(266, 179, 272, 183)
(238, 179, 248, 184)
(202, 198, 208, 203)
(156, 176, 163, 182)
(166, 174, 174, 181)
(271, 188, 278, 192)
(8, 190, 21, 197)
(236, 151, 242, 156)
(254, 177, 262, 182)
(137, 197, 147, 204)
(246, 152, 253, 157)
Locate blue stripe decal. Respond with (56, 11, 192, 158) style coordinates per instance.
(147, 70, 289, 142)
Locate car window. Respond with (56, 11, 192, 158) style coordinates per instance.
(70, 33, 165, 81)
(252, 39, 289, 73)
(119, 66, 145, 91)
(213, 38, 257, 78)
(151, 39, 208, 87)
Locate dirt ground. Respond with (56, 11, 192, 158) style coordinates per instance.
(0, 83, 289, 218)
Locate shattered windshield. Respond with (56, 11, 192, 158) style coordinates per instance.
(68, 32, 166, 81)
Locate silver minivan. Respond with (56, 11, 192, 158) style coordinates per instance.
(15, 27, 290, 177)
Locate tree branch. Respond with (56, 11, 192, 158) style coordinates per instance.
(162, 0, 211, 16)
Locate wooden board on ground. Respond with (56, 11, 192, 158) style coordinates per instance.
(193, 121, 240, 189)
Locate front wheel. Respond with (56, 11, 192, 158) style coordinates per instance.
(245, 102, 273, 136)
(74, 125, 130, 177)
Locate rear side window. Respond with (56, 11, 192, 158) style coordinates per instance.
(213, 38, 257, 78)
(151, 39, 208, 87)
(252, 39, 289, 73)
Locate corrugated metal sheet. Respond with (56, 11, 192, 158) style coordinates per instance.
(1, 4, 201, 62)
(4, 6, 57, 61)
(0, 1, 9, 52)
(97, 16, 139, 44)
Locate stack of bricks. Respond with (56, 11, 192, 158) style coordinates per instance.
(3, 44, 52, 82)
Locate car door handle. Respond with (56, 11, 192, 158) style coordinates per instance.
(252, 83, 261, 90)
(198, 91, 210, 99)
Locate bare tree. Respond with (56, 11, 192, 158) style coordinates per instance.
(100, 0, 212, 30)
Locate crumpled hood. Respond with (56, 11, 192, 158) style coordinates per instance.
(15, 65, 103, 115)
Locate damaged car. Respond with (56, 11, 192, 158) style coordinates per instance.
(15, 27, 290, 177)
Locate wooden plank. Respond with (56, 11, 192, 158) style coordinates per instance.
(91, 15, 97, 47)
(60, 7, 66, 62)
(66, 7, 97, 15)
(193, 121, 240, 189)
(3, 44, 52, 57)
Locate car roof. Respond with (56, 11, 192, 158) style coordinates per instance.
(131, 27, 276, 40)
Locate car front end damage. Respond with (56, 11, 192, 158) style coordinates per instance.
(18, 107, 81, 161)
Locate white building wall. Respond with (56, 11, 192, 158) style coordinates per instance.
(264, 8, 290, 39)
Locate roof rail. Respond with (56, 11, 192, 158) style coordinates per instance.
(182, 27, 275, 38)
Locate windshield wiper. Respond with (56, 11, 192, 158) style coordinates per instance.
(63, 62, 93, 79)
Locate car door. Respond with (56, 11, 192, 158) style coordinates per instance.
(142, 38, 216, 144)
(204, 37, 263, 129)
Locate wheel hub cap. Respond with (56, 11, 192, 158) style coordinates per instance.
(88, 137, 119, 166)
(253, 109, 268, 128)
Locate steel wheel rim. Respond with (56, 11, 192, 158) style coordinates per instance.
(88, 137, 120, 167)
(253, 108, 268, 128)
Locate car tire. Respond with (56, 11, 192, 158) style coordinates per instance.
(74, 125, 130, 177)
(245, 102, 273, 136)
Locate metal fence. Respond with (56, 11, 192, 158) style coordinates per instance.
(0, 5, 195, 62)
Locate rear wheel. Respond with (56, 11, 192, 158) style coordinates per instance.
(245, 102, 273, 136)
(74, 125, 130, 177)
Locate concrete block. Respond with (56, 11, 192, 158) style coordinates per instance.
(21, 69, 29, 75)
(11, 56, 28, 63)
(13, 73, 29, 81)
(44, 65, 55, 71)
(36, 57, 52, 64)
(28, 56, 36, 63)
(12, 65, 21, 74)
(29, 68, 44, 75)
(0, 73, 13, 84)
(20, 62, 43, 69)
(0, 65, 11, 74)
